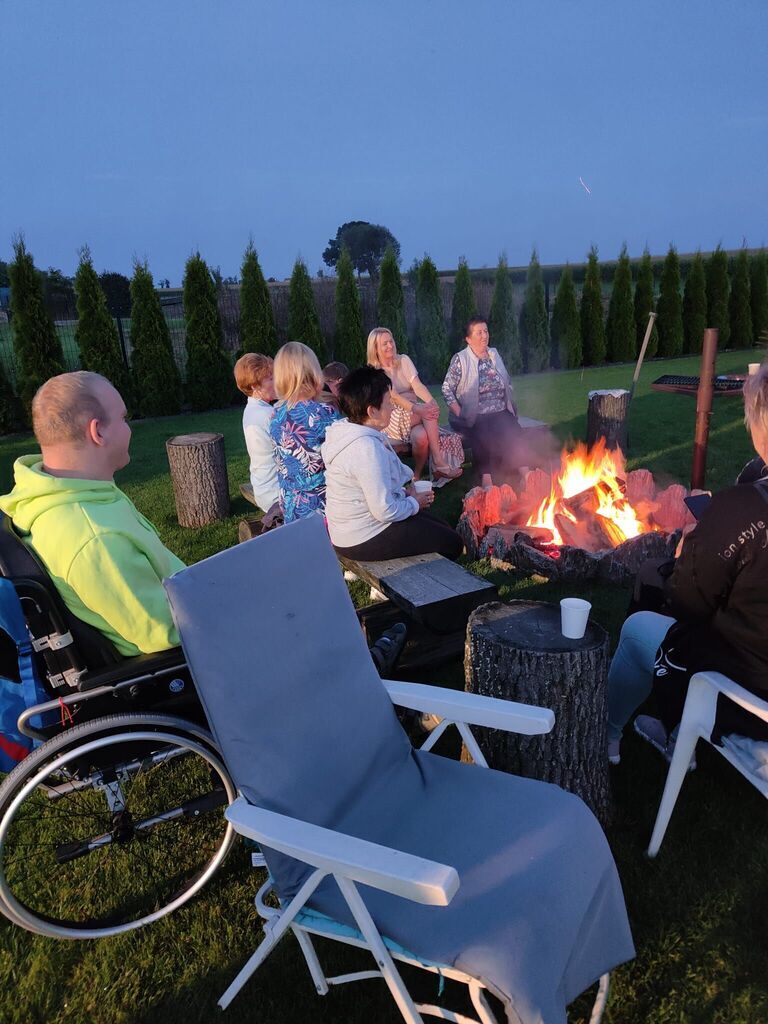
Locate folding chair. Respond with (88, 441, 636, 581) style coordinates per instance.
(647, 671, 768, 857)
(165, 516, 634, 1024)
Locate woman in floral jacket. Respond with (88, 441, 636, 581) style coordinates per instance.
(269, 342, 341, 523)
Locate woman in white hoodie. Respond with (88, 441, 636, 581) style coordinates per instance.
(322, 367, 463, 561)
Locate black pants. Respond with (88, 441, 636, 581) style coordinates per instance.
(335, 511, 463, 561)
(450, 410, 524, 481)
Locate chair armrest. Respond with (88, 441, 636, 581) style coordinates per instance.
(690, 671, 768, 725)
(225, 797, 459, 907)
(382, 679, 554, 735)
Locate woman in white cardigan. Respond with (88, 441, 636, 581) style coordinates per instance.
(234, 353, 280, 512)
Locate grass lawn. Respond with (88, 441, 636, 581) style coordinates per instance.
(1, 350, 767, 1023)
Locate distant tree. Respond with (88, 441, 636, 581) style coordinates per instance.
(239, 240, 277, 356)
(634, 248, 658, 358)
(0, 260, 10, 288)
(605, 245, 635, 362)
(333, 247, 364, 366)
(489, 254, 521, 374)
(8, 236, 65, 414)
(98, 271, 132, 317)
(450, 258, 477, 353)
(0, 359, 22, 434)
(550, 265, 581, 369)
(74, 246, 132, 402)
(682, 252, 707, 354)
(322, 221, 400, 279)
(656, 245, 684, 358)
(183, 252, 233, 411)
(376, 245, 408, 352)
(580, 246, 606, 365)
(751, 251, 768, 343)
(729, 247, 753, 349)
(414, 255, 449, 382)
(158, 278, 171, 289)
(706, 245, 731, 348)
(519, 248, 550, 372)
(129, 261, 182, 417)
(288, 257, 326, 361)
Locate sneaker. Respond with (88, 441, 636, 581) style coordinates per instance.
(634, 715, 696, 772)
(343, 570, 358, 582)
(369, 623, 408, 676)
(369, 586, 387, 602)
(418, 712, 443, 733)
(607, 739, 621, 766)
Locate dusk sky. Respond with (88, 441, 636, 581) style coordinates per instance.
(3, 0, 767, 284)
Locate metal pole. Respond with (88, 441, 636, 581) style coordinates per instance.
(691, 328, 718, 490)
(628, 311, 657, 403)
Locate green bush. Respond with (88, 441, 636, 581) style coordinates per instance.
(74, 246, 133, 404)
(333, 247, 364, 367)
(519, 248, 550, 372)
(450, 258, 477, 353)
(376, 245, 408, 353)
(656, 245, 684, 358)
(580, 246, 606, 365)
(706, 245, 731, 349)
(634, 248, 658, 358)
(239, 241, 277, 356)
(489, 254, 521, 374)
(550, 265, 581, 369)
(288, 258, 326, 361)
(414, 255, 449, 382)
(682, 252, 707, 354)
(605, 245, 635, 362)
(129, 261, 182, 417)
(729, 248, 753, 349)
(750, 251, 768, 342)
(183, 253, 233, 411)
(0, 360, 22, 434)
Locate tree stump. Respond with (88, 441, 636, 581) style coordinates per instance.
(586, 389, 630, 453)
(166, 432, 230, 527)
(464, 600, 612, 825)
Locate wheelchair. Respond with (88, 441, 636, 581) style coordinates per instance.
(0, 512, 237, 940)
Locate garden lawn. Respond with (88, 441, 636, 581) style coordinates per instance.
(1, 350, 767, 1023)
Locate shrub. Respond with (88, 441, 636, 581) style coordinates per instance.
(239, 241, 277, 356)
(580, 246, 606, 365)
(288, 258, 326, 361)
(376, 245, 408, 353)
(682, 252, 707, 354)
(450, 258, 477, 353)
(550, 265, 581, 369)
(706, 245, 730, 348)
(605, 245, 635, 362)
(750, 251, 768, 343)
(634, 248, 658, 358)
(333, 247, 364, 366)
(0, 360, 22, 434)
(656, 245, 684, 358)
(729, 248, 753, 349)
(414, 255, 449, 382)
(519, 249, 550, 372)
(489, 254, 521, 374)
(129, 261, 182, 417)
(183, 252, 233, 411)
(74, 246, 132, 404)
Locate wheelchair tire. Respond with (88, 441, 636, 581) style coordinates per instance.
(0, 712, 237, 939)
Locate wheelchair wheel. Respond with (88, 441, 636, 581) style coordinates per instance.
(0, 713, 236, 939)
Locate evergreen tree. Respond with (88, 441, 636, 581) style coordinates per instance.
(729, 247, 753, 349)
(550, 266, 581, 368)
(333, 247, 364, 366)
(74, 246, 132, 403)
(519, 248, 550, 372)
(376, 245, 408, 352)
(414, 255, 449, 382)
(8, 236, 65, 413)
(634, 248, 658, 358)
(0, 359, 22, 434)
(287, 257, 326, 361)
(450, 258, 477, 352)
(489, 254, 521, 373)
(239, 240, 277, 356)
(579, 246, 606, 365)
(605, 245, 635, 362)
(751, 251, 768, 343)
(706, 245, 730, 348)
(656, 245, 684, 357)
(129, 261, 182, 417)
(682, 252, 707, 354)
(183, 253, 233, 411)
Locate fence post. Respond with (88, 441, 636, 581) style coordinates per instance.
(115, 317, 129, 370)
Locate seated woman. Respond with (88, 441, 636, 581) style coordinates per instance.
(367, 327, 461, 481)
(234, 353, 280, 514)
(442, 315, 525, 486)
(322, 366, 463, 561)
(607, 362, 768, 765)
(269, 342, 340, 523)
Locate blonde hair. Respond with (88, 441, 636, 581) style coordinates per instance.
(234, 353, 273, 396)
(743, 361, 768, 440)
(32, 371, 113, 448)
(366, 327, 399, 369)
(273, 342, 324, 406)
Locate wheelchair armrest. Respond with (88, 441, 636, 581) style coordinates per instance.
(77, 647, 188, 691)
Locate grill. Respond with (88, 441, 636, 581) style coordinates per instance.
(651, 374, 745, 396)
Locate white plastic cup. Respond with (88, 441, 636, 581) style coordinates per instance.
(412, 480, 433, 494)
(560, 598, 591, 640)
(749, 363, 761, 376)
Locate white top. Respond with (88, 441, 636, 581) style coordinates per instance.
(384, 354, 419, 395)
(242, 397, 280, 513)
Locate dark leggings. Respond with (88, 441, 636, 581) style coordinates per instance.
(450, 410, 524, 481)
(335, 511, 463, 561)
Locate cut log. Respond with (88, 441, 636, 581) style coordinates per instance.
(586, 389, 630, 454)
(166, 432, 230, 528)
(464, 600, 612, 825)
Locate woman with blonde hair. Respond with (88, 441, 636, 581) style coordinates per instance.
(367, 327, 461, 481)
(269, 342, 340, 522)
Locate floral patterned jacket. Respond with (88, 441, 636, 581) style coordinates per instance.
(269, 399, 341, 523)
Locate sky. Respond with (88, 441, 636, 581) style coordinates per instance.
(2, 0, 767, 284)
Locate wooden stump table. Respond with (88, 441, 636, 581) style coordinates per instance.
(586, 389, 629, 452)
(464, 600, 612, 825)
(166, 432, 230, 527)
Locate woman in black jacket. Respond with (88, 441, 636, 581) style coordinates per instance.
(607, 363, 768, 765)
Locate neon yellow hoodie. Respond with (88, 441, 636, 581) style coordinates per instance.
(0, 455, 185, 656)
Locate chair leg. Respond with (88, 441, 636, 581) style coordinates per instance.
(588, 973, 610, 1024)
(293, 927, 330, 995)
(468, 979, 500, 1024)
(646, 725, 700, 858)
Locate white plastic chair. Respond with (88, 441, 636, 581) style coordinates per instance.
(647, 671, 768, 857)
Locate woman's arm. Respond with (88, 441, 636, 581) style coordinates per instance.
(355, 441, 419, 524)
(441, 354, 462, 414)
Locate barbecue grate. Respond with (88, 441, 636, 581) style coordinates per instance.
(651, 374, 745, 396)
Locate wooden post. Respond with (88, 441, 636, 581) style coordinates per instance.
(166, 432, 230, 527)
(691, 328, 718, 490)
(586, 389, 630, 453)
(464, 600, 612, 825)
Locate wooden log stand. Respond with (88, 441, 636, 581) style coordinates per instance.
(464, 599, 612, 825)
(166, 432, 230, 528)
(586, 389, 630, 453)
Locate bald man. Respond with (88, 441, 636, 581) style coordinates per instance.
(0, 371, 184, 655)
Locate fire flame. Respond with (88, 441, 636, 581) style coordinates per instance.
(526, 439, 653, 546)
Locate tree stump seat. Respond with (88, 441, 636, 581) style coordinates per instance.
(166, 432, 229, 528)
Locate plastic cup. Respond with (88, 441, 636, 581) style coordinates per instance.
(412, 480, 433, 494)
(749, 363, 761, 376)
(560, 598, 591, 640)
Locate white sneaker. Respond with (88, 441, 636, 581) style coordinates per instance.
(369, 587, 386, 602)
(634, 715, 697, 772)
(343, 570, 358, 582)
(608, 739, 621, 766)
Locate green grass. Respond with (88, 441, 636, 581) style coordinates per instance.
(1, 350, 766, 1023)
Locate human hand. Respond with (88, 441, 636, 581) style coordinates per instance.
(421, 401, 440, 421)
(415, 488, 435, 510)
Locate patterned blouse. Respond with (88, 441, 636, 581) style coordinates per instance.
(269, 399, 341, 523)
(442, 353, 507, 415)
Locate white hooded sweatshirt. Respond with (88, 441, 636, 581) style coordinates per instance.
(321, 419, 419, 548)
